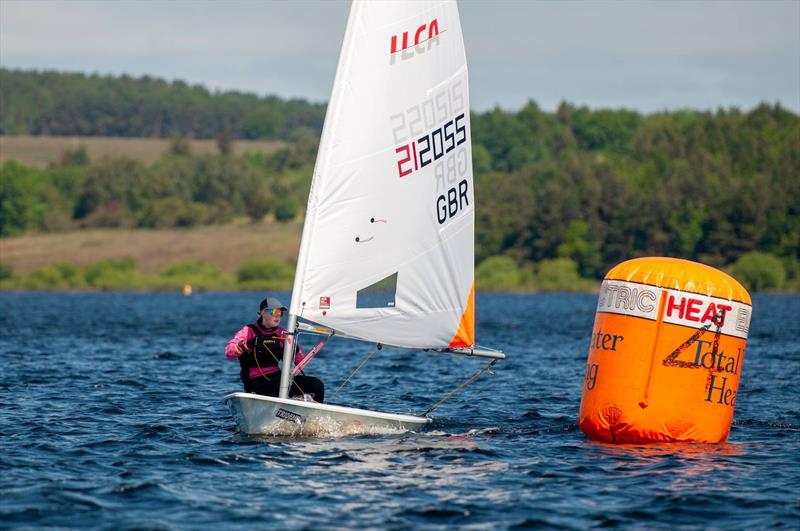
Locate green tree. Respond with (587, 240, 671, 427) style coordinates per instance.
(168, 135, 192, 156)
(83, 257, 138, 290)
(556, 220, 603, 278)
(244, 183, 273, 222)
(31, 161, 88, 232)
(0, 261, 13, 280)
(273, 198, 299, 222)
(0, 161, 45, 235)
(534, 258, 594, 292)
(74, 156, 148, 225)
(667, 208, 705, 260)
(217, 127, 233, 156)
(728, 252, 786, 291)
(59, 145, 90, 166)
(476, 255, 524, 291)
(23, 262, 86, 289)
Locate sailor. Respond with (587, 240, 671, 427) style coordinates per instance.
(225, 296, 325, 402)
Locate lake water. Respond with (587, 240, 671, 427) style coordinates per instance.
(1, 292, 798, 529)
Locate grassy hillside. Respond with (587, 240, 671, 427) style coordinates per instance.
(0, 221, 302, 275)
(2, 100, 797, 293)
(0, 221, 600, 292)
(0, 135, 284, 168)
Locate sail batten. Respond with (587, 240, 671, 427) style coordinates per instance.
(290, 0, 476, 350)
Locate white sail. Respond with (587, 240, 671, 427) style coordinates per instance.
(289, 0, 475, 350)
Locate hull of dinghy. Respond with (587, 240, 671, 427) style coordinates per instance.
(223, 392, 431, 436)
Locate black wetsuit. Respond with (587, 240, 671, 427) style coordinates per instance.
(231, 321, 325, 402)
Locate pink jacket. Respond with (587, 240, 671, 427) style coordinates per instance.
(225, 322, 305, 379)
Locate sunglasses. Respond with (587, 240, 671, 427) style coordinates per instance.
(263, 308, 284, 316)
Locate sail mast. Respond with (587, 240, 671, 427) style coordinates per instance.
(279, 1, 360, 399)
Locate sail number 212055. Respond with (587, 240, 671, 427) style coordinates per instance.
(395, 113, 466, 178)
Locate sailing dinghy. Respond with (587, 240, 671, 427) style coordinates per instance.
(224, 0, 505, 436)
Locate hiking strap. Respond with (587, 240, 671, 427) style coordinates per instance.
(293, 338, 328, 375)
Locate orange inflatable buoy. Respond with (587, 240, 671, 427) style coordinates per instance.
(578, 257, 752, 443)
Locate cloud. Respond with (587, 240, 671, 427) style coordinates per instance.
(1, 0, 797, 112)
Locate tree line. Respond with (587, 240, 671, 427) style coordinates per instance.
(471, 101, 799, 285)
(1, 69, 798, 290)
(0, 134, 317, 232)
(0, 69, 324, 140)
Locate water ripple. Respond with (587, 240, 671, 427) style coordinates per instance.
(1, 292, 798, 529)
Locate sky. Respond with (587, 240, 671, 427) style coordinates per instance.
(1, 0, 798, 114)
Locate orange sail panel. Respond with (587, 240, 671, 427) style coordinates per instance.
(449, 283, 475, 348)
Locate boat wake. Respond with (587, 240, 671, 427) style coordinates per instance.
(245, 415, 413, 438)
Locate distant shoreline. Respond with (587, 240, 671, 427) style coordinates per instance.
(2, 224, 795, 294)
(0, 222, 602, 293)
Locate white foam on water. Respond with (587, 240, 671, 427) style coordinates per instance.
(254, 415, 411, 438)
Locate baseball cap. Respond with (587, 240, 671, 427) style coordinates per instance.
(259, 296, 288, 312)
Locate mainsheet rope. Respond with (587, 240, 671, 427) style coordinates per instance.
(421, 359, 497, 417)
(257, 331, 328, 396)
(255, 335, 308, 396)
